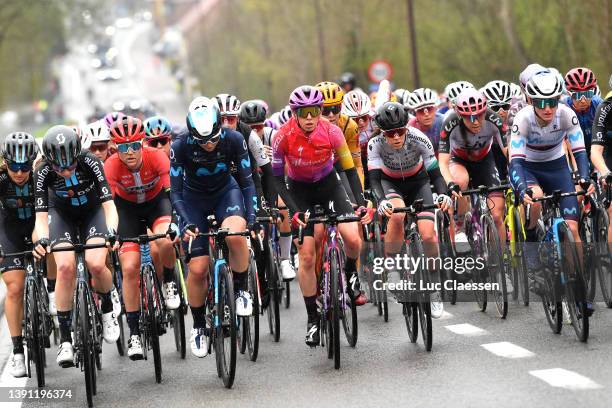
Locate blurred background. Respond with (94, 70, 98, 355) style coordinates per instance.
(0, 0, 610, 138)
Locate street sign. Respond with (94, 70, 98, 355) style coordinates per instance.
(368, 60, 393, 83)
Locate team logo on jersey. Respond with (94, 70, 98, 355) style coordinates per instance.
(512, 125, 519, 134)
(511, 139, 525, 149)
(568, 131, 582, 143)
(64, 232, 71, 240)
(226, 205, 241, 213)
(572, 116, 579, 126)
(13, 258, 22, 266)
(102, 187, 109, 195)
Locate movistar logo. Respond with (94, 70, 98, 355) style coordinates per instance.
(511, 139, 525, 149)
(170, 166, 183, 177)
(241, 157, 251, 169)
(563, 207, 577, 215)
(568, 131, 582, 143)
(226, 205, 241, 212)
(196, 163, 227, 176)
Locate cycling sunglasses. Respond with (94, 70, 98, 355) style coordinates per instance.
(7, 161, 32, 172)
(571, 90, 594, 100)
(147, 138, 170, 148)
(249, 123, 264, 132)
(296, 106, 321, 119)
(460, 112, 486, 123)
(415, 105, 436, 115)
(490, 103, 511, 113)
(89, 143, 108, 153)
(116, 141, 143, 153)
(354, 114, 370, 123)
(532, 98, 559, 109)
(383, 127, 408, 139)
(196, 133, 221, 146)
(322, 105, 342, 116)
(52, 162, 78, 173)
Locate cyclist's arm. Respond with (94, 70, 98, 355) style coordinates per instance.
(169, 138, 191, 225)
(411, 127, 447, 194)
(33, 162, 50, 240)
(591, 99, 612, 174)
(508, 115, 529, 197)
(563, 138, 578, 172)
(564, 110, 589, 180)
(366, 137, 386, 203)
(156, 149, 171, 189)
(438, 115, 455, 184)
(102, 200, 119, 233)
(232, 135, 257, 224)
(103, 156, 119, 198)
(345, 119, 364, 183)
(247, 130, 275, 207)
(332, 128, 365, 207)
(271, 133, 300, 213)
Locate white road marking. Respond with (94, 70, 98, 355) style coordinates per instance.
(444, 323, 488, 336)
(529, 368, 603, 390)
(481, 342, 535, 359)
(438, 311, 454, 320)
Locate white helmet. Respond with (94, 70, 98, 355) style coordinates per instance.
(509, 82, 523, 99)
(393, 88, 411, 106)
(519, 63, 548, 89)
(278, 106, 292, 125)
(444, 81, 475, 104)
(594, 85, 601, 97)
(187, 96, 222, 141)
(214, 93, 241, 115)
(524, 72, 564, 99)
(82, 120, 110, 150)
(342, 90, 372, 117)
(406, 88, 439, 110)
(482, 80, 512, 106)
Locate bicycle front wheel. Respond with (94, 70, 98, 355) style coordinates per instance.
(145, 268, 163, 383)
(246, 256, 260, 361)
(215, 263, 237, 388)
(483, 215, 508, 319)
(26, 281, 45, 387)
(78, 286, 95, 407)
(513, 207, 529, 306)
(330, 248, 341, 370)
(466, 214, 487, 311)
(595, 209, 612, 308)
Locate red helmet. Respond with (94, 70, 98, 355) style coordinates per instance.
(455, 89, 487, 116)
(564, 67, 597, 92)
(110, 115, 145, 143)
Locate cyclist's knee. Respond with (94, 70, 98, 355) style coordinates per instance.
(5, 279, 24, 301)
(87, 261, 107, 278)
(187, 258, 209, 280)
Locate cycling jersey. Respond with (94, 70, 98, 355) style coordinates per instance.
(408, 112, 444, 155)
(439, 110, 506, 162)
(562, 95, 603, 155)
(104, 146, 170, 204)
(262, 127, 276, 147)
(0, 171, 35, 220)
(272, 117, 354, 183)
(336, 114, 362, 171)
(170, 128, 257, 226)
(592, 96, 612, 155)
(34, 152, 113, 212)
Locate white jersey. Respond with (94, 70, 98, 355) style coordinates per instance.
(247, 129, 270, 167)
(509, 103, 585, 163)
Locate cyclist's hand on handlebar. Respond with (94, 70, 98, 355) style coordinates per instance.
(579, 178, 596, 196)
(521, 188, 534, 205)
(356, 206, 375, 224)
(602, 172, 612, 188)
(447, 181, 461, 198)
(291, 212, 308, 229)
(182, 224, 198, 242)
(107, 228, 120, 251)
(32, 238, 50, 260)
(168, 223, 180, 243)
(377, 200, 394, 217)
(437, 194, 452, 211)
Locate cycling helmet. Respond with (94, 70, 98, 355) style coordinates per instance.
(524, 72, 564, 99)
(393, 88, 411, 106)
(509, 82, 523, 99)
(215, 93, 241, 115)
(144, 116, 173, 140)
(482, 80, 512, 106)
(186, 96, 222, 142)
(251, 99, 269, 112)
(239, 100, 267, 124)
(340, 72, 356, 89)
(519, 63, 548, 89)
(374, 102, 409, 131)
(444, 81, 475, 104)
(342, 90, 372, 117)
(42, 125, 81, 168)
(110, 115, 145, 144)
(455, 88, 488, 116)
(595, 85, 601, 97)
(264, 118, 279, 130)
(82, 121, 111, 150)
(2, 132, 38, 163)
(564, 67, 597, 92)
(104, 111, 123, 128)
(278, 106, 292, 125)
(316, 81, 344, 106)
(406, 88, 439, 110)
(288, 85, 323, 109)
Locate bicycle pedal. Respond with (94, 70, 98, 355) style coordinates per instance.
(128, 354, 144, 361)
(59, 361, 75, 369)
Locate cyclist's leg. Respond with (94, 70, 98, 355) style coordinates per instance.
(448, 159, 470, 232)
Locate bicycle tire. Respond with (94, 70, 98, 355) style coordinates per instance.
(330, 248, 341, 370)
(284, 280, 291, 309)
(410, 232, 433, 350)
(579, 212, 597, 301)
(215, 263, 237, 388)
(116, 313, 126, 356)
(145, 267, 163, 383)
(595, 209, 612, 308)
(27, 282, 45, 387)
(513, 207, 529, 306)
(483, 215, 508, 319)
(341, 268, 358, 348)
(79, 286, 95, 407)
(246, 257, 260, 361)
(172, 267, 186, 359)
(558, 222, 589, 342)
(269, 243, 281, 342)
(419, 302, 433, 351)
(437, 210, 457, 305)
(403, 302, 418, 342)
(466, 213, 487, 311)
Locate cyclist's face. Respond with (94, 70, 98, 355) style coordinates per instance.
(7, 168, 30, 185)
(572, 96, 591, 112)
(461, 114, 484, 134)
(89, 142, 109, 162)
(415, 106, 435, 127)
(297, 112, 320, 133)
(534, 104, 557, 123)
(118, 146, 142, 169)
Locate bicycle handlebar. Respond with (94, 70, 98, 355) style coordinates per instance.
(461, 184, 511, 196)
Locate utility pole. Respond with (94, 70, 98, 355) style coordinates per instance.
(313, 0, 328, 80)
(406, 0, 420, 88)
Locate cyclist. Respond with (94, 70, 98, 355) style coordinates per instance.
(32, 126, 121, 368)
(482, 80, 514, 180)
(82, 120, 112, 162)
(342, 90, 374, 186)
(441, 81, 474, 116)
(368, 102, 451, 318)
(271, 85, 372, 347)
(339, 72, 357, 93)
(239, 100, 296, 281)
(509, 72, 594, 308)
(406, 88, 444, 156)
(278, 106, 293, 126)
(104, 116, 178, 360)
(316, 81, 364, 187)
(170, 96, 257, 357)
(439, 88, 509, 284)
(591, 79, 612, 243)
(0, 133, 39, 377)
(144, 115, 173, 158)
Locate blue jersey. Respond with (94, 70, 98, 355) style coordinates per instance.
(562, 95, 603, 155)
(170, 128, 257, 225)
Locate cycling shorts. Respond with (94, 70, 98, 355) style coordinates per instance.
(380, 172, 435, 221)
(115, 192, 173, 254)
(450, 151, 502, 198)
(49, 204, 107, 248)
(180, 185, 245, 258)
(287, 170, 354, 238)
(0, 216, 34, 273)
(522, 156, 579, 221)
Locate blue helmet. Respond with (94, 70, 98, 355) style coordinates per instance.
(144, 115, 173, 140)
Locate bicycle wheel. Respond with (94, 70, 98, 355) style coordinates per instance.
(410, 233, 433, 350)
(437, 211, 457, 305)
(483, 215, 508, 319)
(27, 281, 45, 387)
(466, 214, 487, 311)
(145, 267, 162, 383)
(215, 263, 237, 388)
(246, 256, 260, 361)
(79, 287, 95, 407)
(596, 209, 612, 307)
(267, 244, 281, 342)
(513, 208, 529, 306)
(329, 248, 341, 370)
(284, 280, 290, 309)
(403, 303, 418, 342)
(558, 222, 589, 342)
(341, 269, 358, 348)
(418, 302, 433, 351)
(579, 212, 597, 301)
(172, 267, 186, 359)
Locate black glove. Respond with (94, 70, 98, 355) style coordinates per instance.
(447, 181, 460, 196)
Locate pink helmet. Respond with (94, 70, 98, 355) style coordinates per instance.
(455, 89, 487, 116)
(564, 67, 597, 92)
(104, 111, 124, 128)
(288, 85, 323, 109)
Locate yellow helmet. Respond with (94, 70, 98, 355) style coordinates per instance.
(316, 81, 344, 106)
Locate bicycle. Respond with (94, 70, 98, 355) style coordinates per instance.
(188, 217, 250, 388)
(238, 234, 260, 362)
(50, 238, 108, 408)
(119, 230, 178, 383)
(109, 250, 127, 357)
(298, 210, 360, 370)
(504, 187, 529, 306)
(172, 243, 188, 358)
(461, 184, 509, 319)
(435, 206, 457, 305)
(362, 190, 388, 321)
(527, 189, 589, 342)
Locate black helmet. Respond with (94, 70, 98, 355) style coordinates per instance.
(340, 72, 356, 89)
(42, 125, 81, 168)
(239, 100, 267, 124)
(375, 102, 409, 131)
(2, 132, 39, 163)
